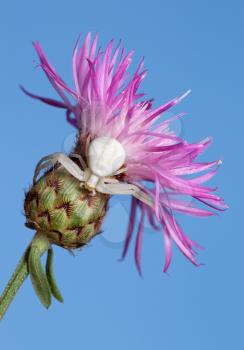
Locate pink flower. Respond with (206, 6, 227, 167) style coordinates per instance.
(22, 33, 227, 274)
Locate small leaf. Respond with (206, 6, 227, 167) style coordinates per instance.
(46, 248, 64, 303)
(28, 246, 52, 309)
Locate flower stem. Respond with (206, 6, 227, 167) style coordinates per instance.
(0, 233, 50, 321)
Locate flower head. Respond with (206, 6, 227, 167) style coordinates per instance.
(23, 33, 227, 273)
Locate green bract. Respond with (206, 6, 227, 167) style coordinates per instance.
(25, 165, 109, 249)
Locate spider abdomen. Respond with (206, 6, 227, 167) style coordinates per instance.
(88, 136, 126, 177)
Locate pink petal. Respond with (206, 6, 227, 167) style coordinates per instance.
(121, 198, 138, 259)
(134, 205, 145, 276)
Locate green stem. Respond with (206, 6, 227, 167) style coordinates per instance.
(0, 233, 50, 321)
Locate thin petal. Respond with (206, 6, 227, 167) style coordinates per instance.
(121, 198, 138, 259)
(20, 86, 68, 109)
(134, 205, 145, 276)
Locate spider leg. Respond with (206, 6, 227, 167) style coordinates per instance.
(70, 153, 87, 170)
(102, 177, 120, 184)
(34, 152, 85, 184)
(130, 186, 154, 208)
(96, 181, 154, 208)
(34, 153, 60, 184)
(33, 160, 54, 184)
(112, 167, 127, 176)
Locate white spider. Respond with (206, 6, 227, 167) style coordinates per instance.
(34, 136, 154, 208)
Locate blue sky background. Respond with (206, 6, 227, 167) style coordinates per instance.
(0, 1, 243, 349)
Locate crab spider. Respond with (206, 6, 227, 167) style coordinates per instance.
(34, 136, 154, 208)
